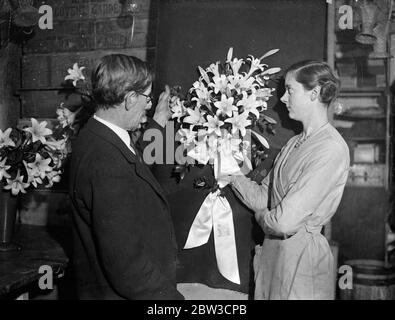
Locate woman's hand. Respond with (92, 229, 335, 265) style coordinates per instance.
(221, 175, 255, 210)
(153, 85, 171, 128)
(217, 175, 235, 186)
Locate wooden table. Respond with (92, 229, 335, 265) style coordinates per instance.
(0, 225, 69, 299)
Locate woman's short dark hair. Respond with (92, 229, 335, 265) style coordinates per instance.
(91, 54, 154, 109)
(286, 60, 340, 106)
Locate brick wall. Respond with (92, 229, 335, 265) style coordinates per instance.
(0, 43, 21, 128)
(0, 0, 21, 128)
(20, 0, 158, 118)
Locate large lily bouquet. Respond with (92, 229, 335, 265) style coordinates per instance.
(170, 47, 280, 184)
(0, 118, 70, 195)
(171, 48, 280, 284)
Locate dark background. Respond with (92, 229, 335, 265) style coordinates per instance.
(154, 0, 327, 155)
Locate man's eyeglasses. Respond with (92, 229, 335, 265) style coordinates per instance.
(139, 93, 153, 104)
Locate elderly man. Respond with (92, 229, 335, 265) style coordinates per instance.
(69, 54, 183, 300)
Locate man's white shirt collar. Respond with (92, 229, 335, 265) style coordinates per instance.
(93, 114, 135, 154)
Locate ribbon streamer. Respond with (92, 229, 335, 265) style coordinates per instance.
(184, 189, 240, 285)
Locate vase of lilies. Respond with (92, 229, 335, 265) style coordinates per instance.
(0, 118, 70, 251)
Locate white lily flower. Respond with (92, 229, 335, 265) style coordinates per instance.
(227, 74, 243, 93)
(27, 154, 52, 179)
(65, 63, 86, 86)
(24, 118, 53, 144)
(0, 128, 16, 148)
(3, 170, 29, 195)
(0, 158, 11, 180)
(206, 62, 220, 78)
(214, 94, 237, 117)
(184, 107, 205, 125)
(197, 128, 209, 140)
(203, 115, 224, 137)
(56, 105, 81, 129)
(170, 97, 187, 122)
(45, 170, 61, 188)
(229, 58, 244, 75)
(254, 87, 274, 101)
(191, 81, 211, 107)
(237, 92, 261, 118)
(247, 55, 266, 77)
(56, 105, 68, 128)
(225, 111, 251, 137)
(24, 162, 43, 188)
(241, 76, 258, 91)
(177, 128, 197, 146)
(210, 74, 228, 94)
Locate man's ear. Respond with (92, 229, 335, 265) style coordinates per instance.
(310, 86, 321, 101)
(124, 91, 137, 110)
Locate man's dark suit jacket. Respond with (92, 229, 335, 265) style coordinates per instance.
(69, 117, 183, 300)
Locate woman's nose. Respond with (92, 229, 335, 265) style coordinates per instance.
(280, 92, 288, 104)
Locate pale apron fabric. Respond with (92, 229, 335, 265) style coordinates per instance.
(253, 226, 334, 300)
(232, 123, 350, 300)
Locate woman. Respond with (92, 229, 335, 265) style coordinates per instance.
(225, 61, 350, 300)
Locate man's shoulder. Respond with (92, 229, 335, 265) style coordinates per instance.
(73, 128, 126, 166)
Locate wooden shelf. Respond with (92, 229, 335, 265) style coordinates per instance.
(328, 0, 393, 266)
(336, 55, 391, 61)
(339, 88, 386, 95)
(344, 137, 386, 142)
(15, 87, 75, 93)
(335, 113, 386, 120)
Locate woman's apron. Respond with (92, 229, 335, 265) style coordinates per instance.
(253, 224, 335, 300)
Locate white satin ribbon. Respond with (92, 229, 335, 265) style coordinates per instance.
(183, 134, 255, 285)
(184, 189, 241, 284)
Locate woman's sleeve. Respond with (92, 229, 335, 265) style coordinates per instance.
(230, 170, 271, 211)
(262, 142, 350, 237)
